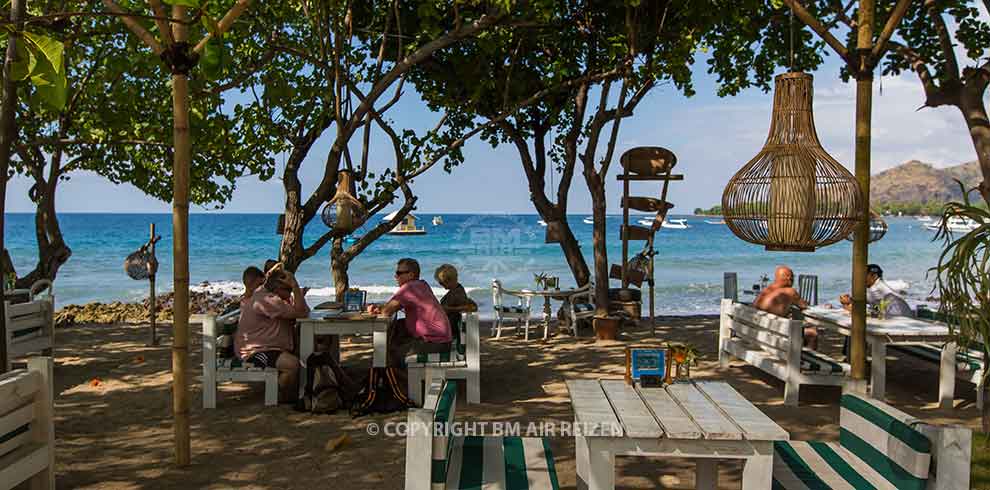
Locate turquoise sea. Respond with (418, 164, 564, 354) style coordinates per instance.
(4, 213, 947, 315)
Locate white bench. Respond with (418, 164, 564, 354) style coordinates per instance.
(404, 378, 559, 490)
(0, 356, 54, 490)
(890, 342, 986, 409)
(4, 295, 55, 372)
(200, 313, 278, 408)
(719, 299, 848, 406)
(773, 391, 971, 490)
(406, 312, 480, 406)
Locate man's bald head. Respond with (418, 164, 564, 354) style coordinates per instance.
(774, 266, 794, 287)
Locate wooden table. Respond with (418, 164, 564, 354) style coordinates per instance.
(803, 306, 954, 407)
(567, 379, 788, 490)
(517, 287, 584, 339)
(297, 310, 391, 397)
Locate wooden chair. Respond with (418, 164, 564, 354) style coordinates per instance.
(723, 272, 738, 302)
(797, 274, 818, 306)
(0, 356, 54, 490)
(405, 378, 559, 490)
(406, 312, 481, 406)
(4, 289, 55, 372)
(566, 282, 595, 334)
(491, 279, 532, 338)
(200, 312, 278, 408)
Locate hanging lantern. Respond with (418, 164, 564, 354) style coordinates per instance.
(845, 210, 887, 244)
(321, 170, 368, 232)
(721, 72, 863, 252)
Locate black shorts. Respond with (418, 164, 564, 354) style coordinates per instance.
(248, 350, 282, 368)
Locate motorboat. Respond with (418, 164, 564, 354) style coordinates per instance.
(704, 219, 726, 225)
(916, 216, 933, 222)
(432, 216, 443, 226)
(637, 218, 654, 227)
(538, 219, 547, 227)
(925, 216, 979, 233)
(583, 216, 594, 224)
(662, 218, 690, 229)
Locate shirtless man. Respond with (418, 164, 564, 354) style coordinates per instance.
(754, 266, 815, 348)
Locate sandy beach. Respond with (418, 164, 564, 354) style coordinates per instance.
(42, 316, 981, 490)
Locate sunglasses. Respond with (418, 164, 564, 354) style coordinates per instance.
(395, 269, 412, 276)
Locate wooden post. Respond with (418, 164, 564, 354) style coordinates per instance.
(170, 4, 192, 466)
(0, 0, 23, 375)
(621, 161, 630, 288)
(149, 223, 157, 346)
(849, 0, 874, 385)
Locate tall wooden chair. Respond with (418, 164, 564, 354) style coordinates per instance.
(797, 274, 818, 305)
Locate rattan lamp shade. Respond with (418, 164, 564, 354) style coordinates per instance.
(321, 170, 367, 232)
(845, 210, 887, 243)
(722, 72, 863, 252)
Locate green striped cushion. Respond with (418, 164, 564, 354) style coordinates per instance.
(573, 303, 595, 313)
(10, 326, 42, 339)
(431, 380, 458, 489)
(891, 343, 984, 372)
(0, 423, 30, 457)
(446, 436, 560, 490)
(406, 350, 467, 368)
(217, 357, 244, 369)
(800, 349, 848, 375)
(774, 440, 903, 490)
(496, 305, 528, 315)
(839, 394, 931, 490)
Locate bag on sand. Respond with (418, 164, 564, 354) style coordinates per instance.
(300, 352, 359, 414)
(350, 367, 414, 417)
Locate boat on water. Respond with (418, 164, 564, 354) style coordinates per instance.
(925, 216, 979, 233)
(583, 216, 594, 224)
(384, 211, 426, 235)
(662, 218, 690, 229)
(916, 216, 933, 222)
(704, 219, 726, 225)
(537, 219, 547, 227)
(432, 216, 443, 226)
(636, 218, 654, 227)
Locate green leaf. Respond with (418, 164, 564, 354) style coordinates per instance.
(162, 0, 201, 7)
(23, 32, 63, 75)
(201, 13, 221, 38)
(9, 39, 34, 81)
(200, 38, 224, 80)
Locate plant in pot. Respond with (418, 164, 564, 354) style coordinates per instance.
(593, 314, 621, 341)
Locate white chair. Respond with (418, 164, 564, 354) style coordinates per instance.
(4, 282, 55, 372)
(0, 356, 55, 490)
(566, 282, 596, 334)
(406, 312, 481, 406)
(491, 279, 532, 339)
(200, 312, 278, 409)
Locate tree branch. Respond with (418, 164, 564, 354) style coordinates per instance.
(193, 0, 252, 54)
(147, 0, 175, 46)
(341, 179, 416, 263)
(102, 0, 163, 55)
(924, 0, 959, 80)
(871, 0, 913, 62)
(782, 0, 850, 63)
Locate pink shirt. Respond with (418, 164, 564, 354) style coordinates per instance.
(235, 289, 300, 359)
(391, 280, 452, 343)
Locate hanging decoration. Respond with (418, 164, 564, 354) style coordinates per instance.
(321, 170, 368, 232)
(845, 210, 887, 244)
(721, 72, 862, 252)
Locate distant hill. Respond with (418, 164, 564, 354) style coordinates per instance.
(871, 160, 981, 205)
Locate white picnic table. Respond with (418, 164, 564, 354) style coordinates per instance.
(566, 379, 788, 490)
(802, 306, 956, 407)
(296, 309, 391, 397)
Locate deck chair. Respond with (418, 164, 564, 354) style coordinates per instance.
(797, 274, 818, 306)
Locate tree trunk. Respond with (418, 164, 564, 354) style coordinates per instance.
(958, 84, 990, 206)
(17, 181, 71, 288)
(330, 238, 349, 302)
(278, 203, 306, 273)
(0, 0, 22, 373)
(553, 218, 590, 287)
(585, 175, 609, 316)
(169, 5, 192, 467)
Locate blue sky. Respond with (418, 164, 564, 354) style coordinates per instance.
(5, 31, 982, 215)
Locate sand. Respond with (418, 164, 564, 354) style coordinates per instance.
(43, 316, 981, 489)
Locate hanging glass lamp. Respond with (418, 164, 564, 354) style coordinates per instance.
(721, 72, 863, 252)
(321, 170, 368, 232)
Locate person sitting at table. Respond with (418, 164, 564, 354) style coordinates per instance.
(369, 258, 452, 368)
(434, 264, 477, 314)
(236, 266, 310, 404)
(754, 265, 815, 348)
(241, 266, 264, 301)
(839, 263, 913, 318)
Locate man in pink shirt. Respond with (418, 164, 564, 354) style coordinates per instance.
(370, 258, 452, 366)
(236, 267, 310, 403)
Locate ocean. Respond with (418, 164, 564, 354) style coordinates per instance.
(4, 213, 948, 316)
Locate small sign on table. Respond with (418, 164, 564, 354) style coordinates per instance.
(625, 346, 668, 386)
(343, 289, 367, 312)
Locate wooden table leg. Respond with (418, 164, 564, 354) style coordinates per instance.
(870, 339, 886, 400)
(585, 438, 615, 490)
(373, 323, 388, 368)
(695, 459, 718, 490)
(298, 323, 314, 399)
(741, 443, 773, 490)
(576, 435, 589, 490)
(939, 341, 958, 409)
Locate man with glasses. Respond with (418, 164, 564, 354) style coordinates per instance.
(369, 258, 452, 367)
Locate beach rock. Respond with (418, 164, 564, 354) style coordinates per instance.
(55, 290, 238, 327)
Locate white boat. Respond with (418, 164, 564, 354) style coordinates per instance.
(383, 210, 426, 235)
(637, 218, 654, 227)
(704, 219, 726, 225)
(432, 216, 443, 226)
(916, 216, 933, 222)
(583, 216, 594, 224)
(662, 218, 690, 230)
(537, 219, 547, 227)
(925, 216, 979, 233)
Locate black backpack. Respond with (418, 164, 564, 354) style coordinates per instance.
(299, 352, 360, 414)
(349, 367, 414, 417)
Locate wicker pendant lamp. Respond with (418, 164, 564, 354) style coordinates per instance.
(845, 210, 887, 243)
(721, 72, 863, 252)
(321, 170, 368, 232)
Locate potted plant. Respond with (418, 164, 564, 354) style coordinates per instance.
(593, 314, 621, 340)
(666, 342, 699, 382)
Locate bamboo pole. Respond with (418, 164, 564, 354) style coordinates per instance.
(849, 0, 874, 386)
(169, 4, 191, 466)
(149, 223, 157, 346)
(0, 0, 23, 374)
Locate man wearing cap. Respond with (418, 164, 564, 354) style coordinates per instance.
(840, 264, 913, 318)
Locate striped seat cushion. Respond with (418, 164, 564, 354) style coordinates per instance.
(774, 440, 908, 490)
(890, 343, 983, 372)
(11, 326, 43, 339)
(445, 436, 560, 490)
(0, 423, 30, 458)
(496, 305, 529, 314)
(800, 349, 848, 375)
(216, 357, 244, 369)
(405, 350, 467, 368)
(573, 303, 595, 314)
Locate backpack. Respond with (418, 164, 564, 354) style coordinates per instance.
(349, 367, 414, 417)
(300, 352, 360, 414)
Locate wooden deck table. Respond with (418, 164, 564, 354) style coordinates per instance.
(297, 310, 391, 397)
(802, 306, 956, 407)
(566, 379, 788, 490)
